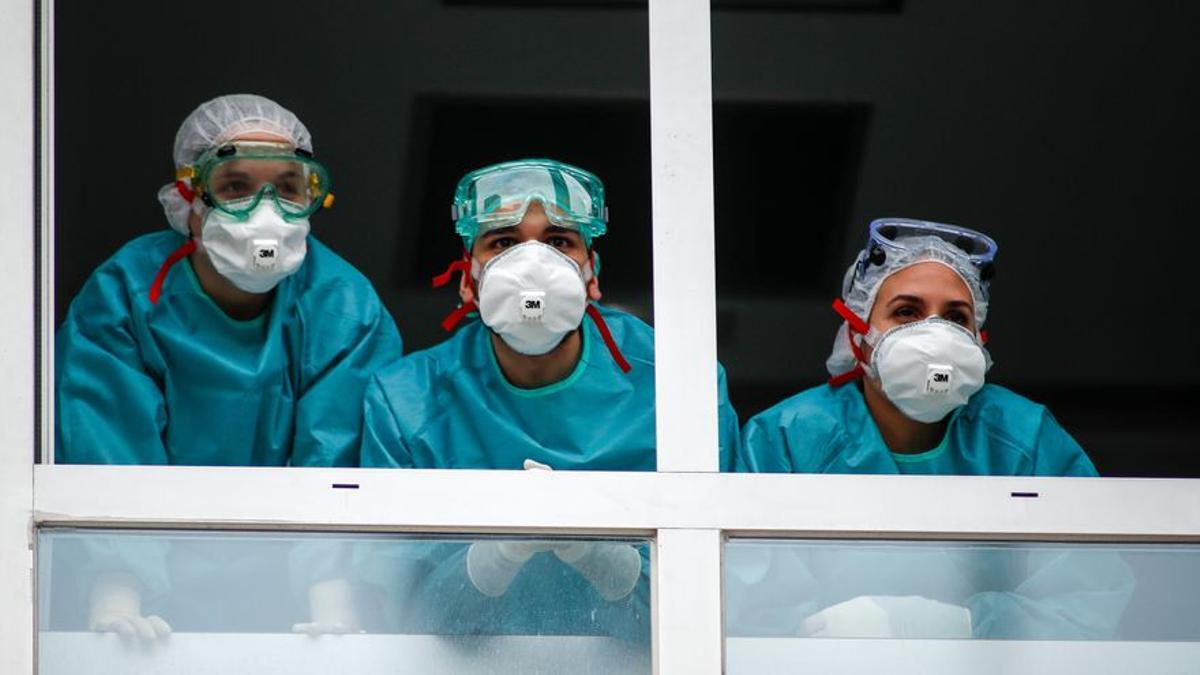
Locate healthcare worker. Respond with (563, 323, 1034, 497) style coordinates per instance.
(358, 158, 741, 640)
(55, 94, 403, 640)
(729, 218, 1132, 640)
(740, 217, 1093, 475)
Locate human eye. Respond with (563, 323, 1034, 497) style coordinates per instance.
(276, 178, 305, 201)
(214, 179, 251, 199)
(490, 236, 517, 250)
(945, 310, 970, 327)
(546, 235, 573, 250)
(892, 305, 920, 322)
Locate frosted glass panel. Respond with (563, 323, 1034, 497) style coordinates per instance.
(38, 529, 651, 674)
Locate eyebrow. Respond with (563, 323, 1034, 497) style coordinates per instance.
(887, 294, 925, 306)
(479, 226, 518, 240)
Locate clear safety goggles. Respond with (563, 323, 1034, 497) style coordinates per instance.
(855, 218, 998, 283)
(184, 141, 333, 221)
(451, 159, 608, 244)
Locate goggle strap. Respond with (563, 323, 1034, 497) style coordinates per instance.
(174, 180, 195, 204)
(440, 301, 477, 333)
(585, 304, 632, 374)
(149, 239, 197, 304)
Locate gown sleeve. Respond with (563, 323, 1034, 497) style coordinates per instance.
(56, 268, 169, 465)
(717, 362, 742, 472)
(289, 280, 403, 468)
(55, 267, 172, 613)
(965, 548, 1135, 639)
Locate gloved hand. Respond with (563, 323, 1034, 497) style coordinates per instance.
(88, 572, 171, 644)
(291, 578, 363, 635)
(466, 459, 642, 601)
(799, 595, 972, 639)
(466, 458, 573, 597)
(553, 541, 643, 602)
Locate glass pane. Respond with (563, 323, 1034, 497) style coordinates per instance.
(52, 2, 655, 470)
(712, 3, 1200, 477)
(38, 529, 651, 674)
(725, 538, 1200, 673)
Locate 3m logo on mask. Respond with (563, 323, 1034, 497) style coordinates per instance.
(252, 239, 280, 270)
(925, 364, 954, 394)
(520, 291, 546, 321)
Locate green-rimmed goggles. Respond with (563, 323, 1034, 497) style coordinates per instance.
(183, 141, 334, 221)
(451, 159, 608, 247)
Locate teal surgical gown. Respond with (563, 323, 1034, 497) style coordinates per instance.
(729, 382, 1132, 640)
(357, 306, 741, 640)
(55, 230, 403, 629)
(738, 382, 1097, 476)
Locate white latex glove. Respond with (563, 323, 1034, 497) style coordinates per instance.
(88, 572, 171, 645)
(466, 458, 578, 596)
(799, 595, 972, 639)
(291, 578, 363, 635)
(554, 541, 643, 602)
(523, 458, 552, 471)
(480, 460, 640, 601)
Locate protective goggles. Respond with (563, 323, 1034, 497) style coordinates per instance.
(855, 218, 998, 283)
(451, 159, 608, 245)
(183, 141, 333, 221)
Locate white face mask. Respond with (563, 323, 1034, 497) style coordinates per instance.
(475, 241, 590, 356)
(200, 201, 310, 294)
(867, 317, 987, 423)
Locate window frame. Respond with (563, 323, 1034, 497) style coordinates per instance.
(4, 1, 1200, 675)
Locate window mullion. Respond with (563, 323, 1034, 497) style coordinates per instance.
(0, 0, 39, 671)
(649, 0, 719, 473)
(653, 528, 724, 675)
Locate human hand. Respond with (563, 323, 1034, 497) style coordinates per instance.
(88, 572, 171, 645)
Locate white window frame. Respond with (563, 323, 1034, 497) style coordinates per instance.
(4, 1, 1200, 674)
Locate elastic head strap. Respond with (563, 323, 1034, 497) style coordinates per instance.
(174, 180, 195, 204)
(432, 251, 472, 289)
(440, 300, 477, 333)
(827, 298, 871, 387)
(585, 304, 632, 374)
(434, 249, 478, 332)
(149, 239, 197, 304)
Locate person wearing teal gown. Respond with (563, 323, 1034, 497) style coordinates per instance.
(358, 159, 740, 641)
(730, 218, 1132, 640)
(54, 94, 402, 640)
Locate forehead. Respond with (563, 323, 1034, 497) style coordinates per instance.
(877, 261, 973, 302)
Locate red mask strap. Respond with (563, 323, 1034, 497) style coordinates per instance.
(434, 250, 478, 332)
(174, 180, 196, 204)
(828, 365, 864, 387)
(432, 250, 472, 289)
(979, 329, 989, 345)
(827, 298, 870, 387)
(832, 298, 870, 335)
(585, 304, 632, 374)
(149, 239, 197, 304)
(440, 301, 477, 333)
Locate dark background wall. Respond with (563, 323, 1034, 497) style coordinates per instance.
(54, 1, 1199, 475)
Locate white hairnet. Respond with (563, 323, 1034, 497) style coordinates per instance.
(158, 94, 313, 235)
(826, 235, 992, 378)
